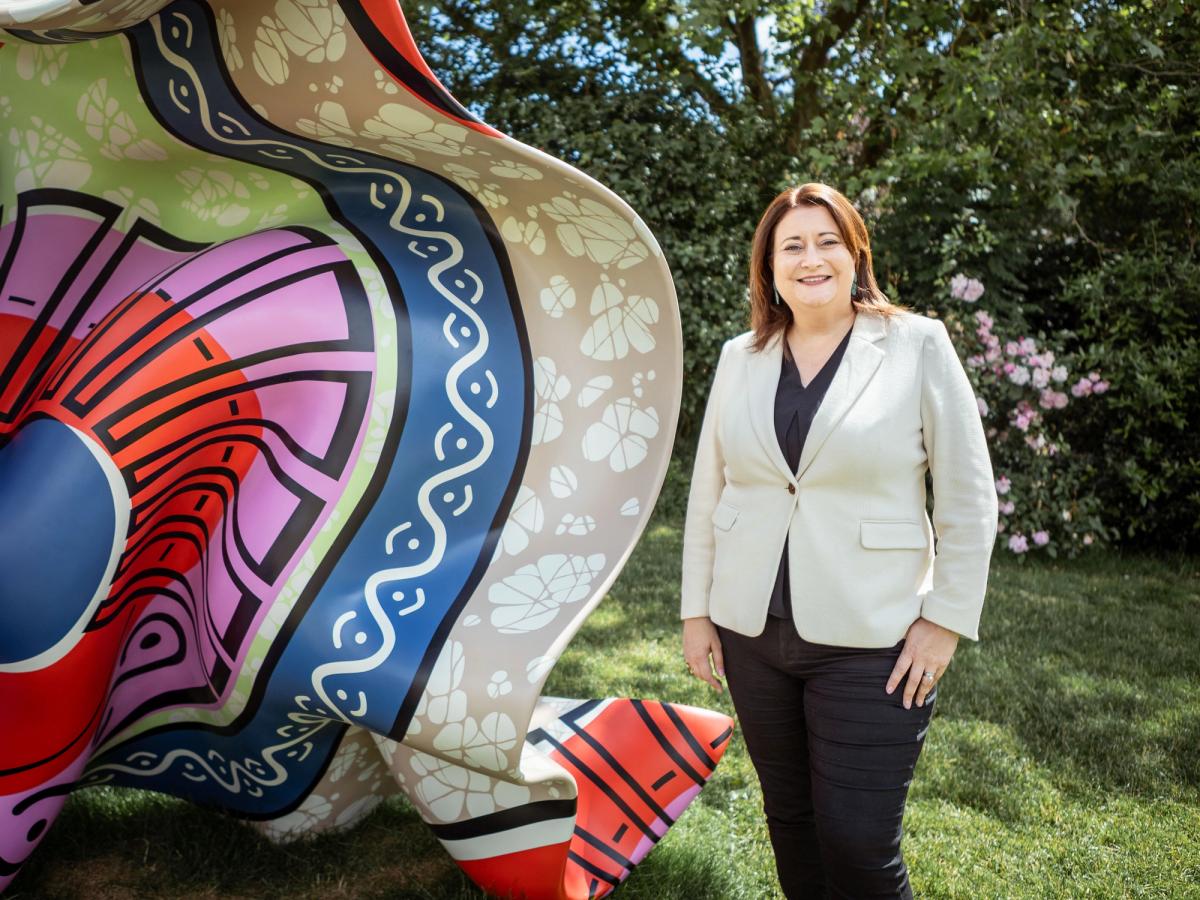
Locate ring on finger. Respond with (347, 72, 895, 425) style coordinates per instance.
(921, 670, 936, 682)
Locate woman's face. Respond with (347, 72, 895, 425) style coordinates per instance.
(771, 204, 856, 314)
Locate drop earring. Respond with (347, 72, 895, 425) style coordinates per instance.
(773, 285, 782, 305)
(850, 273, 860, 301)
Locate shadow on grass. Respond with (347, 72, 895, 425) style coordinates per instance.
(9, 516, 1197, 898)
(8, 790, 480, 900)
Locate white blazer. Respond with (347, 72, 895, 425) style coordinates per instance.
(680, 311, 998, 647)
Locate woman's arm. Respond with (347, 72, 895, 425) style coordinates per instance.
(887, 320, 998, 708)
(680, 339, 733, 620)
(917, 320, 999, 639)
(679, 340, 734, 693)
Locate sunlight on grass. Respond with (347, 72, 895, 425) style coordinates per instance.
(9, 510, 1199, 899)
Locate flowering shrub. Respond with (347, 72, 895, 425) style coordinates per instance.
(943, 278, 1111, 557)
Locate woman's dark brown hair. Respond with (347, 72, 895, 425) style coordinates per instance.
(749, 183, 904, 352)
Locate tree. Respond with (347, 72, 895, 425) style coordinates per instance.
(407, 0, 1200, 549)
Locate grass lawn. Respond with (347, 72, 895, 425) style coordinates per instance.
(9, 509, 1199, 899)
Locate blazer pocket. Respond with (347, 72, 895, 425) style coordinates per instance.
(711, 502, 739, 532)
(860, 520, 927, 550)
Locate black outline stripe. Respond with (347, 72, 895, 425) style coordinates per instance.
(338, 0, 484, 126)
(663, 702, 718, 770)
(630, 701, 705, 786)
(427, 798, 576, 841)
(539, 733, 657, 842)
(573, 825, 634, 872)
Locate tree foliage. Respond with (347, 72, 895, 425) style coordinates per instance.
(406, 0, 1200, 549)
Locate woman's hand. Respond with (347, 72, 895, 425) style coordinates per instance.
(886, 617, 959, 709)
(682, 616, 724, 693)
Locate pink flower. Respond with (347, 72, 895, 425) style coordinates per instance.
(1008, 534, 1029, 553)
(1032, 368, 1051, 389)
(967, 354, 985, 368)
(1088, 371, 1100, 382)
(995, 476, 1011, 495)
(1025, 433, 1047, 451)
(1003, 362, 1016, 375)
(1083, 533, 1094, 545)
(977, 396, 989, 417)
(1019, 337, 1038, 355)
(997, 521, 1006, 533)
(951, 274, 985, 302)
(1042, 351, 1056, 366)
(1011, 401, 1038, 431)
(1039, 389, 1068, 410)
(1033, 530, 1050, 546)
(1051, 365, 1068, 384)
(999, 500, 1015, 515)
(985, 346, 1001, 363)
(975, 310, 994, 329)
(1009, 366, 1031, 386)
(1005, 341, 1021, 357)
(1071, 378, 1092, 398)
(1092, 380, 1109, 394)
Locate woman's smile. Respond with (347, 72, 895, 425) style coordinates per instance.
(772, 205, 856, 311)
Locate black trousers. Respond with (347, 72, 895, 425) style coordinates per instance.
(718, 617, 935, 900)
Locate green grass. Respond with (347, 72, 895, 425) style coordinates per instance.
(9, 511, 1199, 899)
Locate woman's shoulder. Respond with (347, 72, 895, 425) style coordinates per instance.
(723, 330, 757, 354)
(876, 309, 946, 344)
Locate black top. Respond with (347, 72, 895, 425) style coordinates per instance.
(768, 326, 854, 618)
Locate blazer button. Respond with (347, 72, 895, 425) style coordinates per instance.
(787, 483, 796, 495)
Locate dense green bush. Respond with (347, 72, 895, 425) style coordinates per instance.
(410, 0, 1200, 550)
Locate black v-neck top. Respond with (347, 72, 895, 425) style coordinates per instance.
(768, 326, 854, 618)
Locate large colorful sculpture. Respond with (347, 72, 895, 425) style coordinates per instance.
(0, 1, 733, 895)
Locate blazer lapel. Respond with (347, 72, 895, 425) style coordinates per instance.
(745, 332, 795, 481)
(795, 313, 887, 480)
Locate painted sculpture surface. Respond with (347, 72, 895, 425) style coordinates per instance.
(0, 1, 733, 896)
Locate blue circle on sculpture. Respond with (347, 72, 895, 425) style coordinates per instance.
(0, 417, 120, 666)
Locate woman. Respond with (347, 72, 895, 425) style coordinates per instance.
(680, 183, 997, 898)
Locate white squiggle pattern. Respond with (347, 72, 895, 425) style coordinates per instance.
(149, 17, 498, 725)
(84, 696, 334, 798)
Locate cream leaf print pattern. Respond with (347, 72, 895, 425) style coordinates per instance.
(433, 711, 518, 770)
(76, 81, 167, 162)
(442, 163, 507, 209)
(177, 168, 252, 227)
(489, 159, 543, 181)
(363, 105, 467, 158)
(410, 752, 531, 822)
(498, 486, 544, 557)
(532, 357, 570, 445)
(252, 19, 291, 85)
(9, 118, 91, 193)
(582, 397, 660, 472)
(488, 553, 606, 634)
(420, 641, 467, 726)
(580, 278, 659, 360)
(15, 45, 67, 86)
(295, 100, 355, 147)
(538, 274, 575, 318)
(216, 8, 244, 72)
(274, 0, 347, 63)
(540, 194, 650, 269)
(500, 217, 546, 255)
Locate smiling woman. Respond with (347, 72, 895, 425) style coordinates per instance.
(680, 183, 999, 898)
